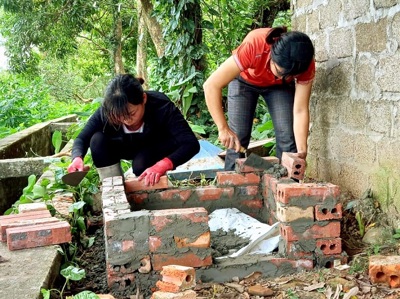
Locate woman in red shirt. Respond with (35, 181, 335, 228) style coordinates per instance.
(203, 27, 315, 170)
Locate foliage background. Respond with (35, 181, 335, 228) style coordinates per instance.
(0, 0, 291, 144)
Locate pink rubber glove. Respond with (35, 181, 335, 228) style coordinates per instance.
(138, 158, 173, 186)
(67, 157, 89, 173)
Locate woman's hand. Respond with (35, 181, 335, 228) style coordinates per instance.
(138, 158, 174, 186)
(67, 157, 90, 173)
(219, 127, 242, 153)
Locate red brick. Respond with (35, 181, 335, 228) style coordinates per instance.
(267, 211, 278, 225)
(152, 252, 212, 271)
(174, 231, 211, 248)
(195, 186, 234, 201)
(235, 156, 279, 173)
(316, 238, 342, 255)
(280, 221, 340, 241)
(262, 174, 280, 196)
(240, 199, 263, 209)
(107, 273, 135, 290)
(316, 254, 348, 268)
(369, 255, 400, 288)
(161, 265, 196, 288)
(276, 183, 340, 205)
(138, 255, 151, 273)
(279, 239, 314, 259)
(176, 207, 209, 224)
(151, 290, 197, 299)
(0, 210, 52, 241)
(216, 172, 260, 186)
(237, 185, 259, 196)
(0, 209, 51, 221)
(106, 261, 136, 275)
(127, 193, 148, 205)
(52, 195, 74, 216)
(150, 208, 208, 232)
(149, 236, 163, 252)
(124, 176, 170, 192)
(156, 281, 181, 293)
(270, 257, 314, 270)
(281, 152, 306, 180)
(6, 221, 71, 250)
(157, 189, 193, 202)
(315, 203, 343, 221)
(1, 216, 60, 242)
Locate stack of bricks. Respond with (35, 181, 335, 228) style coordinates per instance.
(103, 152, 347, 291)
(152, 265, 197, 299)
(0, 202, 71, 251)
(275, 153, 345, 267)
(102, 176, 212, 290)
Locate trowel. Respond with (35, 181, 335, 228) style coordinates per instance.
(240, 145, 275, 171)
(61, 171, 89, 186)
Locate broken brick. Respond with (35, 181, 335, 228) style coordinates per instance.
(160, 265, 196, 289)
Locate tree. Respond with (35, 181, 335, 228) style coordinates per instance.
(0, 0, 138, 75)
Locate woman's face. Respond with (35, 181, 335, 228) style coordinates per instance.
(270, 60, 294, 82)
(120, 94, 147, 130)
(270, 60, 284, 79)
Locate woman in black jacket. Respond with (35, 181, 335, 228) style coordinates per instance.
(67, 74, 200, 186)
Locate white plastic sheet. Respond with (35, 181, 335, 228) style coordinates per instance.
(208, 208, 280, 259)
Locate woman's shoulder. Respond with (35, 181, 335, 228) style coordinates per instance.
(244, 28, 272, 41)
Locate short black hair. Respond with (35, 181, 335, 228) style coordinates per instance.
(102, 74, 145, 125)
(266, 27, 315, 79)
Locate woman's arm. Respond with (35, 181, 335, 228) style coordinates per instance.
(293, 81, 313, 158)
(203, 56, 242, 152)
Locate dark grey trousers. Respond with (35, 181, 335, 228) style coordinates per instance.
(225, 77, 297, 170)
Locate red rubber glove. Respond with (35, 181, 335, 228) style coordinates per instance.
(67, 157, 89, 173)
(138, 158, 173, 186)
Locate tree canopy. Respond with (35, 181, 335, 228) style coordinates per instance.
(0, 0, 290, 139)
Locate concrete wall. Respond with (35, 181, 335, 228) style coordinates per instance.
(0, 115, 78, 214)
(292, 0, 400, 224)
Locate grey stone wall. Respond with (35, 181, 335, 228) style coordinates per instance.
(292, 0, 400, 224)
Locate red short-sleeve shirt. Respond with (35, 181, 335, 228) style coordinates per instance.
(232, 28, 315, 87)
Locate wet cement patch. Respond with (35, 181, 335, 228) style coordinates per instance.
(210, 228, 250, 257)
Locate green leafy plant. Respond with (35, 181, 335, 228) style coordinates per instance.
(52, 130, 63, 154)
(355, 211, 365, 237)
(4, 174, 53, 214)
(286, 289, 300, 299)
(393, 228, 400, 239)
(41, 266, 98, 299)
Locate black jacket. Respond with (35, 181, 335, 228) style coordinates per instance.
(71, 91, 200, 168)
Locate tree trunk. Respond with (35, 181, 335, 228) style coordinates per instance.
(138, 0, 165, 57)
(113, 3, 125, 74)
(136, 0, 148, 88)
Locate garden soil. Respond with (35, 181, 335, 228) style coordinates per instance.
(58, 197, 400, 299)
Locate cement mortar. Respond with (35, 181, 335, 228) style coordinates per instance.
(210, 228, 250, 257)
(197, 254, 306, 283)
(290, 219, 333, 233)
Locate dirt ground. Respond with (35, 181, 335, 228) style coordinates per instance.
(59, 192, 400, 299)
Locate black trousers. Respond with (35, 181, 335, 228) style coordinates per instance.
(89, 131, 177, 176)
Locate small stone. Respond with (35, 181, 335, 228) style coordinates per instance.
(247, 284, 274, 296)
